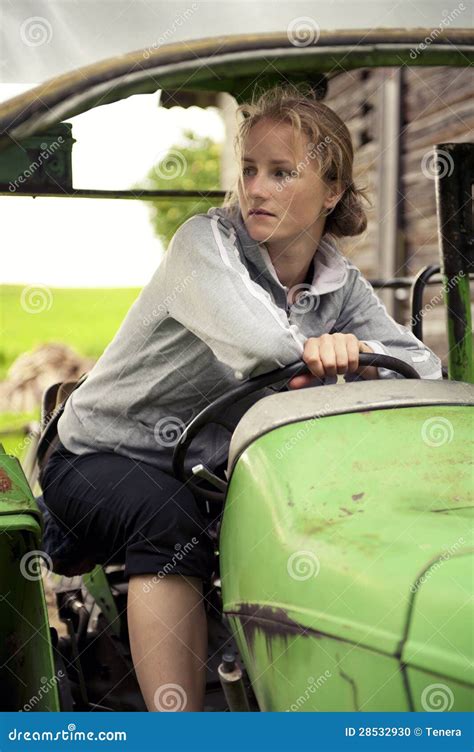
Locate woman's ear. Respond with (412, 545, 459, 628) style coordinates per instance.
(323, 183, 344, 212)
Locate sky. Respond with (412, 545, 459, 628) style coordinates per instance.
(0, 84, 225, 287)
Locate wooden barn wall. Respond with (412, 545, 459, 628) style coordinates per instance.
(324, 68, 382, 278)
(324, 66, 473, 363)
(402, 66, 473, 274)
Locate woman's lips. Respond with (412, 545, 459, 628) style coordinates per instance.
(248, 210, 275, 217)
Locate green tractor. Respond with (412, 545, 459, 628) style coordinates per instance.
(0, 23, 472, 713)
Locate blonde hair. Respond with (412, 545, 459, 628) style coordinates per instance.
(225, 84, 368, 238)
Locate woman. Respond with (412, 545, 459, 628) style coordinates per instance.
(40, 85, 442, 712)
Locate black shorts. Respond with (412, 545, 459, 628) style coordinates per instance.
(40, 441, 220, 581)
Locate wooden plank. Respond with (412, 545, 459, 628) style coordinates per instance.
(403, 104, 474, 146)
(404, 67, 473, 120)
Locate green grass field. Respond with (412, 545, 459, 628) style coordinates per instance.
(1, 285, 141, 379)
(1, 284, 141, 459)
(0, 411, 38, 458)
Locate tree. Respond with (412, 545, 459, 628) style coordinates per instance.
(143, 130, 222, 248)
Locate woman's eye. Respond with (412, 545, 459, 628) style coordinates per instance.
(242, 166, 295, 179)
(275, 169, 295, 178)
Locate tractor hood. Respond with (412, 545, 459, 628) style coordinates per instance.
(403, 550, 473, 687)
(221, 380, 473, 665)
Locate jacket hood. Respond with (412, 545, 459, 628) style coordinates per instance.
(207, 205, 348, 297)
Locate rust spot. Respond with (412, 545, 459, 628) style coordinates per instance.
(305, 521, 335, 535)
(336, 652, 360, 710)
(0, 469, 12, 492)
(432, 505, 472, 513)
(228, 603, 325, 658)
(352, 492, 365, 502)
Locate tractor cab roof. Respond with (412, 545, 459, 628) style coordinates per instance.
(0, 27, 473, 149)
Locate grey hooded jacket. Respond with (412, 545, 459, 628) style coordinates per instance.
(57, 206, 442, 474)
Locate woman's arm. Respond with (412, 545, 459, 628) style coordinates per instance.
(335, 263, 443, 380)
(163, 214, 307, 380)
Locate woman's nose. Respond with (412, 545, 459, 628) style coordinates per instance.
(247, 175, 271, 199)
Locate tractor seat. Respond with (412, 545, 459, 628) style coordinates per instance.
(37, 377, 97, 576)
(41, 379, 81, 431)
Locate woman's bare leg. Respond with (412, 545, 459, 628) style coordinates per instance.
(127, 574, 207, 711)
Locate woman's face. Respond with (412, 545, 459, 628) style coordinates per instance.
(237, 118, 338, 246)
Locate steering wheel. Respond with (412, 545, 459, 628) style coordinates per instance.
(172, 353, 420, 501)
